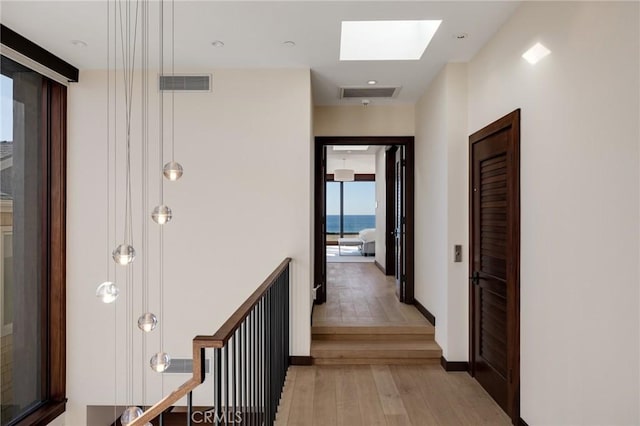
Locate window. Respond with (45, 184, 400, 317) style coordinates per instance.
(325, 176, 376, 244)
(0, 54, 66, 426)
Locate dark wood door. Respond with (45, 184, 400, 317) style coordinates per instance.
(314, 144, 327, 304)
(469, 110, 520, 422)
(394, 146, 405, 301)
(384, 147, 397, 276)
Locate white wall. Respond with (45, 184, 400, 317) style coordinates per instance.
(314, 105, 414, 136)
(375, 148, 386, 267)
(414, 63, 468, 361)
(66, 69, 312, 424)
(466, 2, 639, 424)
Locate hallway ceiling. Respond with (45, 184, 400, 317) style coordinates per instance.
(0, 1, 519, 105)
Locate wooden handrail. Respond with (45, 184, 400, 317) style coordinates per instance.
(129, 257, 292, 426)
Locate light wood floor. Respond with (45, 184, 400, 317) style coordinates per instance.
(275, 365, 511, 426)
(313, 263, 429, 327)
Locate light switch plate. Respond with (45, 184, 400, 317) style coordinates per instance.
(454, 245, 462, 262)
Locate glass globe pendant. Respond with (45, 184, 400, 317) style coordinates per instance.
(150, 351, 171, 372)
(163, 161, 183, 181)
(96, 281, 119, 303)
(120, 406, 143, 425)
(151, 205, 172, 225)
(112, 244, 135, 265)
(137, 312, 158, 332)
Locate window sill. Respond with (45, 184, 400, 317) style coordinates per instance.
(14, 400, 66, 426)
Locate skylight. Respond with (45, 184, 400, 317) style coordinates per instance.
(340, 20, 442, 61)
(333, 146, 369, 151)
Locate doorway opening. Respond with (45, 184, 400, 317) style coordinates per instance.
(311, 137, 438, 365)
(313, 136, 415, 309)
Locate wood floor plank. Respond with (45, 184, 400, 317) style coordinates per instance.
(275, 366, 298, 425)
(384, 414, 413, 426)
(311, 366, 337, 426)
(371, 365, 408, 416)
(389, 365, 439, 425)
(412, 365, 465, 425)
(335, 366, 363, 426)
(286, 366, 316, 426)
(354, 366, 387, 426)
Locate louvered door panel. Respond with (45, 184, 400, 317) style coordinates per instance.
(470, 110, 520, 421)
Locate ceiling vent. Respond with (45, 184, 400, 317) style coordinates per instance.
(340, 86, 400, 99)
(159, 74, 211, 92)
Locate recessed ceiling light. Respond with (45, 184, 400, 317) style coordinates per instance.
(340, 20, 442, 61)
(367, 80, 377, 85)
(522, 42, 551, 65)
(211, 40, 225, 48)
(333, 146, 369, 151)
(283, 40, 296, 47)
(71, 40, 87, 48)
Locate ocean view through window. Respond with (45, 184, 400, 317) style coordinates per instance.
(326, 180, 375, 237)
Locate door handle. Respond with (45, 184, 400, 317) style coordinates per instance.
(469, 272, 486, 285)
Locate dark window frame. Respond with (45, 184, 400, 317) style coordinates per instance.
(1, 33, 70, 426)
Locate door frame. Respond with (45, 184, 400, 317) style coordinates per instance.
(314, 136, 415, 304)
(468, 109, 520, 423)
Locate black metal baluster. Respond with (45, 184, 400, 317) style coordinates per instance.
(239, 322, 244, 426)
(244, 319, 248, 426)
(214, 348, 222, 426)
(225, 345, 229, 426)
(159, 411, 163, 426)
(260, 298, 264, 425)
(284, 266, 291, 374)
(187, 391, 193, 426)
(233, 332, 237, 424)
(253, 306, 257, 426)
(266, 288, 272, 424)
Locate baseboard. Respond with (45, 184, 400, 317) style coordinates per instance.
(440, 356, 469, 372)
(374, 260, 386, 274)
(289, 356, 313, 366)
(413, 299, 436, 326)
(518, 418, 529, 426)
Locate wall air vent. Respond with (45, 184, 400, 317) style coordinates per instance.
(340, 86, 400, 99)
(164, 358, 210, 374)
(159, 74, 211, 92)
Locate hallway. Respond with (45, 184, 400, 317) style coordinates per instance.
(313, 263, 428, 327)
(275, 364, 511, 425)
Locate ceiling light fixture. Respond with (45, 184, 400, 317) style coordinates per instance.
(367, 80, 377, 85)
(340, 20, 442, 61)
(334, 158, 355, 182)
(522, 42, 551, 65)
(211, 40, 224, 48)
(333, 145, 369, 151)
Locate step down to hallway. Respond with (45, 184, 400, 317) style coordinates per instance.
(311, 324, 441, 365)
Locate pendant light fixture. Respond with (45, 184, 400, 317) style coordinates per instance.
(138, 0, 157, 338)
(151, 0, 173, 226)
(111, 0, 138, 266)
(334, 157, 355, 182)
(151, 0, 171, 374)
(162, 0, 183, 182)
(97, 0, 118, 303)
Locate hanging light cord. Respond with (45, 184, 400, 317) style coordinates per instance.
(140, 0, 149, 408)
(118, 0, 140, 247)
(171, 0, 175, 162)
(159, 0, 167, 398)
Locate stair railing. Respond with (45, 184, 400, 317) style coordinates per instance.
(129, 257, 292, 426)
